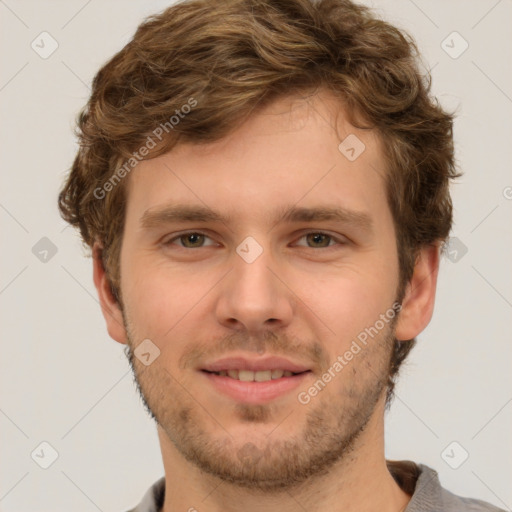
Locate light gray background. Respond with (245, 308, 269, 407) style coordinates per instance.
(1, 0, 511, 510)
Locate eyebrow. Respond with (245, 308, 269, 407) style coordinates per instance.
(141, 204, 226, 228)
(277, 205, 373, 232)
(140, 204, 373, 233)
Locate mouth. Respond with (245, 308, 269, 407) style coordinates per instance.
(202, 368, 309, 382)
(199, 357, 312, 404)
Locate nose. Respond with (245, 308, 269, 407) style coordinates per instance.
(215, 245, 294, 333)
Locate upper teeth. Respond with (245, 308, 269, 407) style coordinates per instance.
(215, 369, 295, 381)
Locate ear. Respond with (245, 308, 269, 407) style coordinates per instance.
(395, 243, 440, 341)
(92, 242, 128, 345)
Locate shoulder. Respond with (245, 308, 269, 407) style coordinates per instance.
(125, 476, 165, 512)
(436, 482, 506, 512)
(400, 461, 506, 512)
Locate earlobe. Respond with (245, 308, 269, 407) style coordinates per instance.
(394, 243, 440, 341)
(92, 242, 128, 345)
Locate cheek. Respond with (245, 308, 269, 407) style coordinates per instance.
(121, 258, 204, 339)
(292, 266, 397, 343)
(121, 255, 233, 364)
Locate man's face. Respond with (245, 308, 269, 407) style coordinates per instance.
(116, 91, 402, 489)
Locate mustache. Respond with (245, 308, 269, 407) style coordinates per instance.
(178, 330, 330, 373)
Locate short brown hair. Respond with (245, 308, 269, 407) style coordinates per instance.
(58, 0, 460, 404)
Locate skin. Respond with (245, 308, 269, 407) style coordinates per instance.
(93, 90, 439, 512)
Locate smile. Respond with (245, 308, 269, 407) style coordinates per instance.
(201, 369, 311, 404)
(203, 369, 305, 381)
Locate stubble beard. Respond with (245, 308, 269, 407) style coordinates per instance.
(123, 317, 395, 493)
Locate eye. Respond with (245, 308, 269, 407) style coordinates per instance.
(162, 231, 346, 250)
(164, 232, 217, 248)
(294, 232, 344, 248)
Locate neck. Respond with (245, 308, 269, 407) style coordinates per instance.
(158, 397, 411, 512)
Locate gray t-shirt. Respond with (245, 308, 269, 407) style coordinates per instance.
(127, 460, 506, 511)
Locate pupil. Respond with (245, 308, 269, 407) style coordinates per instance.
(309, 233, 329, 247)
(184, 233, 203, 247)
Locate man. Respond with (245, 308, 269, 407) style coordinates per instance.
(58, 0, 504, 510)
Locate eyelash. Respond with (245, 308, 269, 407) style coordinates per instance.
(162, 231, 347, 249)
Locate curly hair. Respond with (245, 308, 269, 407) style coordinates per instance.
(58, 0, 460, 405)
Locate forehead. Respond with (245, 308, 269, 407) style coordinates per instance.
(125, 90, 388, 225)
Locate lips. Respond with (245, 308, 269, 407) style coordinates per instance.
(199, 356, 312, 403)
(200, 356, 311, 374)
(205, 369, 297, 382)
